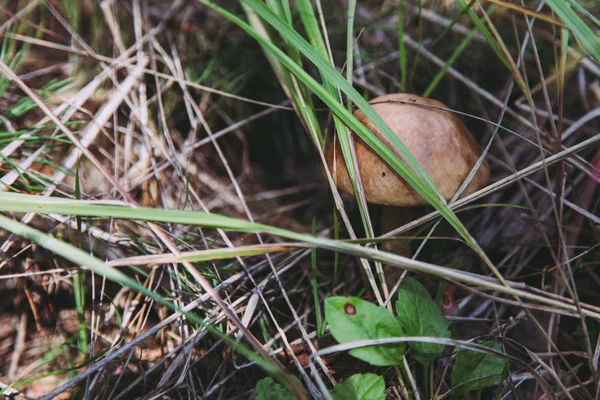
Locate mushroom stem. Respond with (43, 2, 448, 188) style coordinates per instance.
(380, 205, 413, 258)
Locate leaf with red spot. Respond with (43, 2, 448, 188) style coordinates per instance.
(325, 297, 405, 366)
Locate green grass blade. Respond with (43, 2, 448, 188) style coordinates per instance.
(1, 192, 598, 319)
(398, 0, 407, 90)
(546, 0, 600, 63)
(407, 0, 424, 87)
(458, 0, 530, 116)
(295, 0, 365, 208)
(423, 29, 478, 98)
(565, 0, 600, 28)
(456, 0, 510, 69)
(241, 3, 324, 147)
(311, 218, 323, 337)
(73, 160, 88, 356)
(346, 0, 356, 89)
(296, 0, 328, 60)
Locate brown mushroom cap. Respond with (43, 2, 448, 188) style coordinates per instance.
(325, 93, 490, 206)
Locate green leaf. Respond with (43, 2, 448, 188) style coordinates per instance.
(325, 297, 405, 366)
(451, 342, 506, 396)
(255, 377, 296, 400)
(331, 373, 386, 400)
(395, 278, 450, 364)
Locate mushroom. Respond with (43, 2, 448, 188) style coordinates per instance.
(325, 93, 490, 254)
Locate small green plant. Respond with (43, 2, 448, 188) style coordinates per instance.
(324, 278, 506, 397)
(253, 278, 505, 398)
(255, 373, 386, 400)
